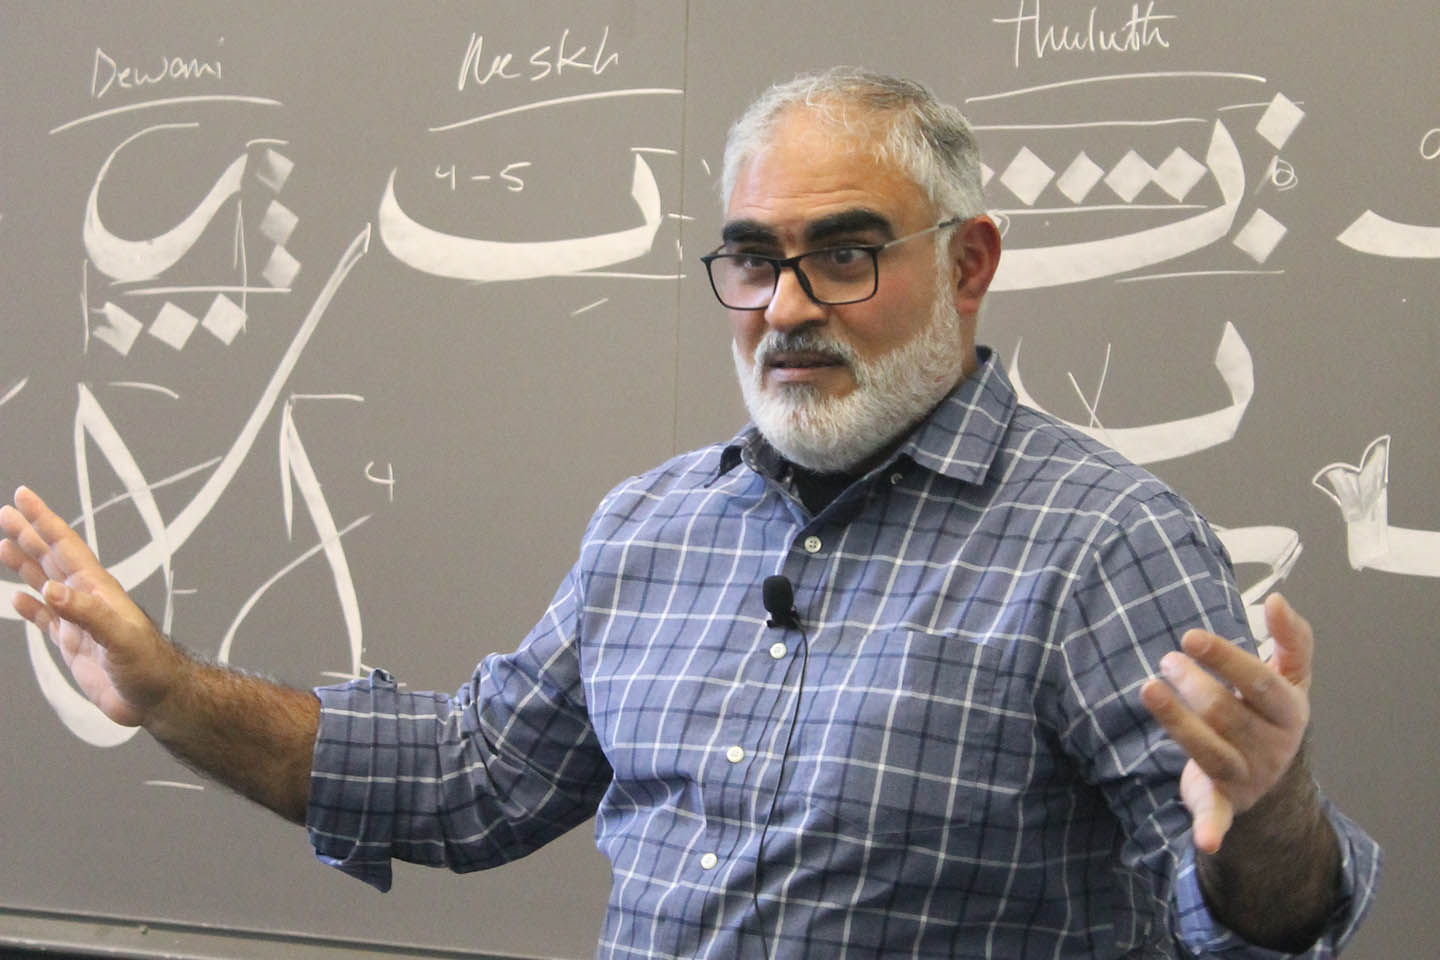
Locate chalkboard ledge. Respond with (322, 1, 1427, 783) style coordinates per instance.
(0, 905, 542, 960)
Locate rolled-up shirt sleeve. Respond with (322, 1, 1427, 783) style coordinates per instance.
(306, 565, 613, 892)
(1171, 799, 1382, 958)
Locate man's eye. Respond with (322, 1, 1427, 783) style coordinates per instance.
(733, 254, 775, 271)
(816, 247, 867, 268)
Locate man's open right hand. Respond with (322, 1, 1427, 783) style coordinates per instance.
(0, 485, 183, 728)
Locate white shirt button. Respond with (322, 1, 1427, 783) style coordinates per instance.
(803, 535, 822, 554)
(769, 641, 788, 660)
(700, 852, 719, 870)
(890, 472, 904, 485)
(725, 745, 745, 764)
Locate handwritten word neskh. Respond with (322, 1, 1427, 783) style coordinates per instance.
(993, 1, 1174, 69)
(91, 46, 222, 99)
(457, 26, 618, 90)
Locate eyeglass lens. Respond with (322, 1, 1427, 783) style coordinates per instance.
(709, 248, 877, 309)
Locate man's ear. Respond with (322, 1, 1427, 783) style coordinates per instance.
(949, 215, 1002, 318)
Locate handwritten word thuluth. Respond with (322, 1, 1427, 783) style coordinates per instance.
(993, 1, 1174, 68)
(91, 46, 222, 99)
(457, 25, 618, 89)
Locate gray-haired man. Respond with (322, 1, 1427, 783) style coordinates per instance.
(3, 68, 1378, 958)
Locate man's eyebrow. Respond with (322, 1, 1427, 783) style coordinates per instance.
(718, 209, 896, 249)
(720, 220, 778, 246)
(805, 210, 894, 245)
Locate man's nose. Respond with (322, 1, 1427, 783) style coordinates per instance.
(764, 264, 826, 332)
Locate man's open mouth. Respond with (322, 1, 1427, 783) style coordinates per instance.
(765, 350, 845, 369)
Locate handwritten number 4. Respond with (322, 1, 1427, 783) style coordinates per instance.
(364, 461, 396, 502)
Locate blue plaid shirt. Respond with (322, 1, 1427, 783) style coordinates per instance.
(309, 349, 1379, 959)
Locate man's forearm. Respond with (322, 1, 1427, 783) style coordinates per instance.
(145, 642, 320, 824)
(1196, 747, 1342, 951)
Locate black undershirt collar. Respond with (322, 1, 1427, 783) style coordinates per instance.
(787, 463, 863, 515)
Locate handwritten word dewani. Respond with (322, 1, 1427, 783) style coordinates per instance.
(457, 26, 618, 89)
(992, 1, 1174, 69)
(91, 45, 223, 99)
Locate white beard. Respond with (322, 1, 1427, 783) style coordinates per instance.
(733, 273, 968, 473)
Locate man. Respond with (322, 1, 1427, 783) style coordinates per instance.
(2, 69, 1377, 958)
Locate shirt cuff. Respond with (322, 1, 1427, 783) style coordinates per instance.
(1173, 797, 1382, 958)
(306, 669, 403, 892)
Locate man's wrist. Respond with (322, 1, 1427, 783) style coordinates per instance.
(1196, 748, 1342, 951)
(1231, 748, 1324, 839)
(138, 633, 204, 742)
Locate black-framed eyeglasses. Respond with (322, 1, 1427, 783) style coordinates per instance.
(699, 216, 962, 310)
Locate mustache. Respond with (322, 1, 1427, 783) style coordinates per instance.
(752, 328, 857, 368)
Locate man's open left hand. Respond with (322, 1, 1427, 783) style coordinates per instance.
(1140, 594, 1313, 854)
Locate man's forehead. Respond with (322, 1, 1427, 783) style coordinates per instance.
(723, 108, 928, 243)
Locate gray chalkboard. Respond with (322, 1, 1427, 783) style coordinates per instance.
(0, 2, 1430, 957)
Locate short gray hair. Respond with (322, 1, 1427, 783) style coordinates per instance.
(720, 67, 986, 220)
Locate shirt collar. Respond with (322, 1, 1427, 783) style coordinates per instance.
(714, 347, 1016, 486)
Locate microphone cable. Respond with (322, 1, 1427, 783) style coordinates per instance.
(752, 575, 810, 960)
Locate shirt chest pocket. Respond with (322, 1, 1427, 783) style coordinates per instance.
(785, 630, 1006, 839)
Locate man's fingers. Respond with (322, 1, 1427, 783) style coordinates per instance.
(1180, 629, 1305, 730)
(1141, 675, 1250, 785)
(1161, 647, 1257, 749)
(13, 487, 103, 578)
(0, 500, 29, 539)
(12, 588, 56, 634)
(0, 537, 48, 593)
(40, 580, 122, 649)
(14, 486, 63, 537)
(1, 503, 68, 584)
(16, 487, 90, 552)
(0, 506, 57, 580)
(1264, 593, 1314, 689)
(5, 490, 119, 601)
(1180, 761, 1234, 854)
